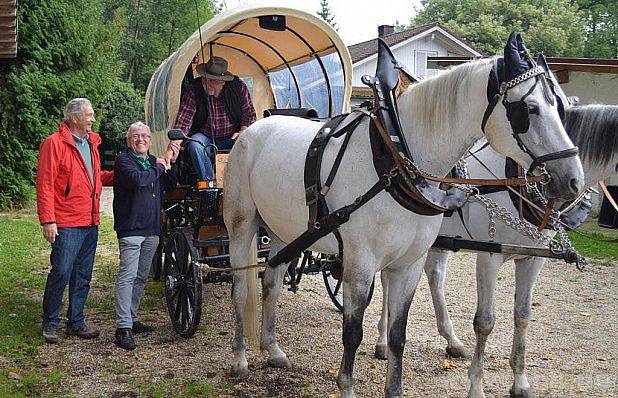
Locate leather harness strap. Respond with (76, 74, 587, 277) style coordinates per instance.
(599, 181, 618, 213)
(269, 170, 393, 268)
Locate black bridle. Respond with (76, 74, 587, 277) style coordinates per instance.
(481, 62, 579, 178)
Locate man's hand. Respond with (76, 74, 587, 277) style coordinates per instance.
(232, 127, 248, 140)
(42, 223, 58, 244)
(164, 140, 181, 167)
(157, 157, 171, 171)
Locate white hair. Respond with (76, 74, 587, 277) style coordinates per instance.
(63, 98, 92, 122)
(126, 121, 151, 138)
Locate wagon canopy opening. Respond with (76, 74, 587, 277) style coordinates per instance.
(146, 5, 353, 155)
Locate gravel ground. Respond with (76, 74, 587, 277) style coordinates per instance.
(38, 188, 616, 397)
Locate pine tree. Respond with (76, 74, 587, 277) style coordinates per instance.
(317, 0, 338, 30)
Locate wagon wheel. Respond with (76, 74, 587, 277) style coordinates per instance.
(323, 266, 375, 313)
(164, 230, 203, 337)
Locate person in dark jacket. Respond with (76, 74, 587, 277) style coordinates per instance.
(113, 122, 178, 350)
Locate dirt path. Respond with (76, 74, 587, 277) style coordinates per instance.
(37, 242, 616, 397)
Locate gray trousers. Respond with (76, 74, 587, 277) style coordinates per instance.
(115, 235, 159, 329)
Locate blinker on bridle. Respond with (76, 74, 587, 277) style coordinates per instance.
(481, 63, 579, 178)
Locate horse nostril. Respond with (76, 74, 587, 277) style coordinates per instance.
(569, 178, 581, 194)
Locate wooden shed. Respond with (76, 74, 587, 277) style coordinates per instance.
(0, 0, 17, 59)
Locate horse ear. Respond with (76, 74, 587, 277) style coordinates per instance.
(537, 52, 550, 74)
(504, 31, 530, 81)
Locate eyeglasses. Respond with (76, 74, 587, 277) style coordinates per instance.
(129, 134, 151, 141)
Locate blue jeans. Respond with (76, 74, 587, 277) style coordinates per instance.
(185, 132, 235, 180)
(42, 226, 98, 328)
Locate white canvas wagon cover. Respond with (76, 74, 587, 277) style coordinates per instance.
(145, 5, 353, 155)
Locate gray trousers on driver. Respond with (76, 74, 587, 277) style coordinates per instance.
(115, 235, 159, 329)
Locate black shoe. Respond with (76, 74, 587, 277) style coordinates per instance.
(43, 324, 59, 344)
(115, 328, 136, 350)
(66, 324, 100, 339)
(132, 320, 154, 334)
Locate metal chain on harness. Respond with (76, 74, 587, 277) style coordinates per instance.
(525, 183, 587, 269)
(403, 157, 586, 269)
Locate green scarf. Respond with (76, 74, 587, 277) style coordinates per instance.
(130, 151, 152, 170)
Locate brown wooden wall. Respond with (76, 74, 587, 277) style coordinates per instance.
(0, 0, 17, 59)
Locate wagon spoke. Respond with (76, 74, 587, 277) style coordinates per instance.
(174, 288, 184, 323)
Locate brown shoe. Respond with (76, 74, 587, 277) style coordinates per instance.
(43, 324, 59, 344)
(66, 324, 100, 339)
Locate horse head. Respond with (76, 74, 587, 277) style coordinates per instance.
(483, 32, 584, 200)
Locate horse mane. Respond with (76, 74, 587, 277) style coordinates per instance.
(404, 57, 496, 134)
(565, 104, 618, 167)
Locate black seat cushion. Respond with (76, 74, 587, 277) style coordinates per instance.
(263, 108, 318, 119)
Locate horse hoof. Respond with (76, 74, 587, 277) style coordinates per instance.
(374, 344, 388, 360)
(267, 356, 292, 369)
(231, 363, 249, 379)
(509, 388, 534, 398)
(446, 345, 469, 358)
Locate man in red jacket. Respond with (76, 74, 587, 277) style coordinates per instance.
(36, 98, 114, 343)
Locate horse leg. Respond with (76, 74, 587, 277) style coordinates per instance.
(336, 266, 375, 398)
(509, 256, 543, 398)
(468, 253, 503, 398)
(425, 248, 467, 358)
(228, 217, 258, 378)
(260, 235, 291, 369)
(384, 258, 425, 398)
(375, 271, 389, 360)
(223, 143, 260, 379)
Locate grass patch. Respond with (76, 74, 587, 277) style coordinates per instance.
(0, 215, 48, 362)
(0, 212, 87, 396)
(128, 378, 215, 397)
(567, 230, 618, 260)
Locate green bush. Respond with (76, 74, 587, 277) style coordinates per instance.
(98, 80, 145, 153)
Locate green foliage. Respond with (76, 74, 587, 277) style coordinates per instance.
(316, 0, 338, 30)
(98, 80, 145, 152)
(102, 0, 218, 92)
(1, 0, 218, 208)
(412, 0, 586, 56)
(578, 0, 618, 58)
(0, 0, 122, 209)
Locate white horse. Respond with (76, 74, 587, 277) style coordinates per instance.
(223, 33, 584, 397)
(374, 104, 618, 398)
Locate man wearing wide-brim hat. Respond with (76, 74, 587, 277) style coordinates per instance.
(166, 56, 256, 182)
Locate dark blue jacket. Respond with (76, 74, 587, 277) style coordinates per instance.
(113, 148, 178, 238)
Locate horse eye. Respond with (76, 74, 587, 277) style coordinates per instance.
(528, 104, 539, 115)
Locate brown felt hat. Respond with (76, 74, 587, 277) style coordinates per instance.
(196, 56, 234, 81)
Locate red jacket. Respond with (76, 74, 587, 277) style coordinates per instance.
(36, 122, 114, 227)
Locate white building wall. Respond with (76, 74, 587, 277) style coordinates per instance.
(561, 72, 618, 105)
(352, 34, 471, 86)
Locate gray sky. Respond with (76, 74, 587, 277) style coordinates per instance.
(222, 0, 422, 45)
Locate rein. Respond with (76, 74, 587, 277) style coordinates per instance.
(364, 108, 551, 189)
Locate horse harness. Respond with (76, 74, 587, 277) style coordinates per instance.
(267, 40, 575, 269)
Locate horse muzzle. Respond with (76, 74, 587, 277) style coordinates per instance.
(543, 156, 585, 200)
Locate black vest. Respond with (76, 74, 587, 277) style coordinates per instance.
(189, 76, 243, 136)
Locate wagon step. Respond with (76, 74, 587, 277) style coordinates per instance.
(432, 235, 581, 265)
